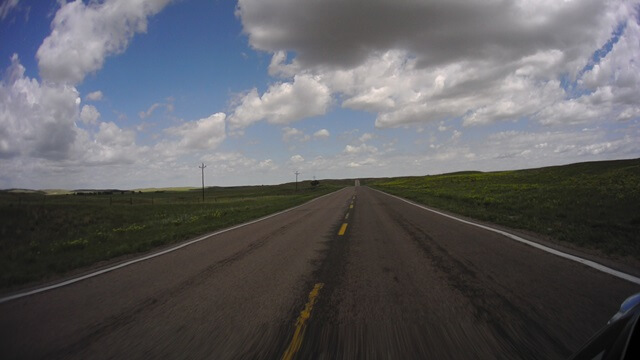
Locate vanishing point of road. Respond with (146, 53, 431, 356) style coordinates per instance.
(1, 185, 639, 359)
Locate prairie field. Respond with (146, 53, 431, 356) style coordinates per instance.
(0, 180, 350, 289)
(369, 159, 640, 261)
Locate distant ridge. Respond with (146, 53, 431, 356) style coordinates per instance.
(2, 189, 45, 194)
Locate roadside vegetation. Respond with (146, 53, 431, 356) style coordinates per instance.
(0, 180, 350, 289)
(369, 159, 640, 261)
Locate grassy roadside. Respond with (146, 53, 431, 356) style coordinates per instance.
(368, 159, 640, 261)
(0, 180, 351, 289)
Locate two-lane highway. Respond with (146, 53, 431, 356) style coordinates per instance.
(1, 186, 639, 359)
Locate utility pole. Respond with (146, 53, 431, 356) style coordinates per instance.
(294, 170, 300, 192)
(199, 163, 207, 202)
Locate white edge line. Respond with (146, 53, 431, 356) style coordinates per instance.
(0, 188, 349, 304)
(370, 187, 640, 286)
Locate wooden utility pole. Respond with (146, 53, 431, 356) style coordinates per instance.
(199, 163, 207, 202)
(294, 170, 300, 192)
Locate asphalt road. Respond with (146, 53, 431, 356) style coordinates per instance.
(1, 186, 639, 359)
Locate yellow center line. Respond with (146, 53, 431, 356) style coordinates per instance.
(338, 223, 348, 235)
(344, 213, 349, 220)
(281, 283, 324, 360)
(349, 204, 353, 209)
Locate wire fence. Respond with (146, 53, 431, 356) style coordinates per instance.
(1, 191, 264, 207)
(0, 184, 331, 208)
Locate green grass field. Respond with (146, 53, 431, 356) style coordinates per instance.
(0, 180, 351, 289)
(369, 159, 640, 261)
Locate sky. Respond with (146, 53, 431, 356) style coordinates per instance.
(0, 0, 639, 189)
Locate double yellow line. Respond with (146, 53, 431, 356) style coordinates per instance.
(281, 282, 324, 360)
(281, 193, 356, 359)
(339, 195, 356, 236)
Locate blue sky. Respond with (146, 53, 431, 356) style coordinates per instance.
(1, 0, 639, 189)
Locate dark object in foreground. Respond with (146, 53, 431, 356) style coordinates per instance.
(570, 293, 640, 359)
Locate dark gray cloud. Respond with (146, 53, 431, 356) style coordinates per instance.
(238, 0, 607, 71)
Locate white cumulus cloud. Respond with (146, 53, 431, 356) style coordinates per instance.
(0, 54, 79, 160)
(37, 0, 173, 84)
(228, 74, 331, 129)
(85, 90, 103, 101)
(313, 129, 330, 139)
(95, 121, 135, 147)
(165, 113, 226, 151)
(0, 55, 148, 169)
(358, 133, 375, 142)
(344, 143, 378, 155)
(80, 104, 100, 125)
(289, 154, 304, 163)
(282, 127, 310, 143)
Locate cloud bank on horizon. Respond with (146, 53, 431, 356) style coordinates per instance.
(0, 0, 639, 189)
